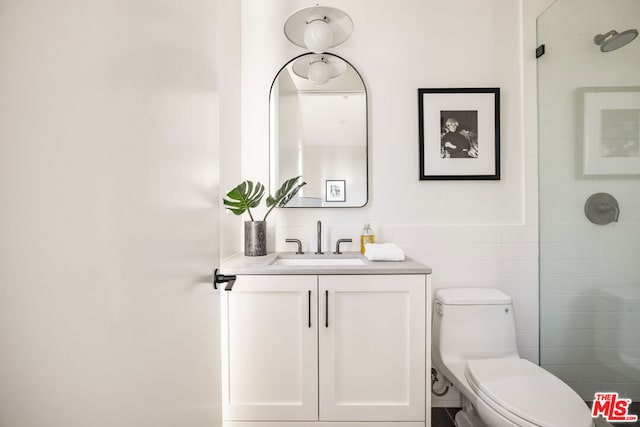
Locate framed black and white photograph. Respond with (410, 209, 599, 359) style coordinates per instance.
(325, 180, 346, 202)
(582, 87, 640, 175)
(418, 88, 500, 180)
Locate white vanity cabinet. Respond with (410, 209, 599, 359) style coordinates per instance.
(319, 275, 426, 422)
(220, 275, 319, 421)
(220, 271, 430, 427)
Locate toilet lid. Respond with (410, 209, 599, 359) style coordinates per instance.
(466, 358, 592, 427)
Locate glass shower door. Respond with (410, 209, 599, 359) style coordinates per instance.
(537, 0, 640, 418)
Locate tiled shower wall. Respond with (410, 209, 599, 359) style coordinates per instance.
(538, 0, 640, 400)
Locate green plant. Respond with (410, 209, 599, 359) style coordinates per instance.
(223, 176, 306, 221)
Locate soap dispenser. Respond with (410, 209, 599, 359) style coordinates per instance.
(360, 223, 375, 254)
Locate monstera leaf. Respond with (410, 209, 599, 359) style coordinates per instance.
(223, 180, 265, 221)
(263, 176, 307, 220)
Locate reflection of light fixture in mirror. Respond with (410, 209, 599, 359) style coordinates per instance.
(308, 59, 331, 85)
(292, 54, 347, 85)
(284, 5, 354, 53)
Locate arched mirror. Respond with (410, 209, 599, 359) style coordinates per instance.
(269, 53, 368, 207)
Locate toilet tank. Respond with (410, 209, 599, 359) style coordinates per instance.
(433, 288, 520, 364)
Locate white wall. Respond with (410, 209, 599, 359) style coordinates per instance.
(538, 0, 640, 400)
(219, 0, 243, 259)
(241, 0, 525, 223)
(0, 1, 222, 425)
(234, 0, 554, 407)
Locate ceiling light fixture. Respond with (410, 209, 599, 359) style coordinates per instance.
(284, 5, 354, 54)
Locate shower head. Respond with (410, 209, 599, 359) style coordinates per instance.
(594, 29, 638, 52)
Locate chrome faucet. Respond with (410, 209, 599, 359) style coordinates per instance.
(285, 238, 304, 254)
(315, 220, 324, 254)
(334, 239, 352, 255)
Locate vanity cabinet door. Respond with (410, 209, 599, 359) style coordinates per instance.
(318, 274, 426, 422)
(221, 275, 318, 421)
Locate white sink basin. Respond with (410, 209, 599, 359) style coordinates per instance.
(270, 256, 366, 267)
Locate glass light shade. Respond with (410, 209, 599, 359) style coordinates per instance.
(307, 60, 331, 85)
(304, 19, 333, 53)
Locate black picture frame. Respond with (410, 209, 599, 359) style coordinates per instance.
(418, 88, 500, 180)
(325, 180, 346, 202)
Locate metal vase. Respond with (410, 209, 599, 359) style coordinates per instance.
(244, 221, 267, 256)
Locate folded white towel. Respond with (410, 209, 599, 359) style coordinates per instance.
(364, 243, 405, 261)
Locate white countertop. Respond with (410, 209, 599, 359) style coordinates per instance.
(220, 252, 432, 275)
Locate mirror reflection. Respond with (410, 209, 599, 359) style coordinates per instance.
(269, 53, 368, 207)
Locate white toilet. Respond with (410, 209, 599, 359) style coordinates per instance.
(432, 288, 593, 427)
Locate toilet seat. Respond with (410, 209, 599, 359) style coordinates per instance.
(465, 358, 593, 427)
